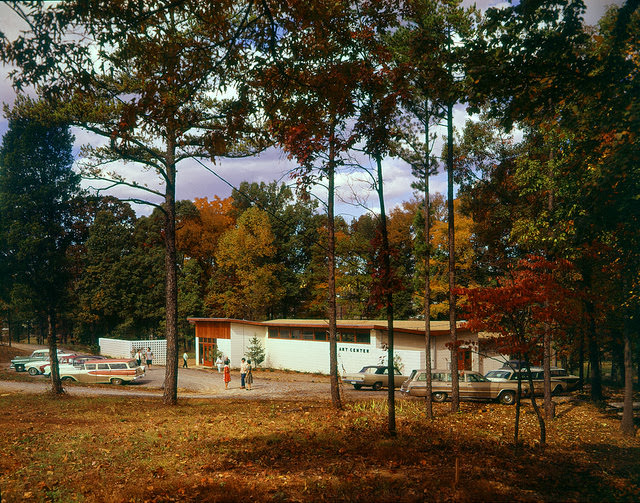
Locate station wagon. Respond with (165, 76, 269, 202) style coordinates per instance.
(59, 359, 145, 385)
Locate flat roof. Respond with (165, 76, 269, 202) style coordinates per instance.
(187, 318, 472, 335)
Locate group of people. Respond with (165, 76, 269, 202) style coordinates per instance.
(130, 348, 253, 389)
(133, 348, 154, 368)
(217, 356, 253, 390)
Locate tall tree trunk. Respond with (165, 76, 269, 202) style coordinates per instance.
(423, 115, 433, 420)
(579, 330, 585, 390)
(48, 310, 63, 395)
(524, 359, 546, 445)
(163, 138, 179, 405)
(543, 319, 554, 419)
(446, 100, 459, 412)
(621, 304, 635, 436)
(587, 305, 602, 401)
(543, 179, 555, 419)
(375, 154, 396, 436)
(7, 308, 12, 347)
(327, 132, 342, 409)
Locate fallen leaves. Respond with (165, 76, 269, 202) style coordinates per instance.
(0, 393, 638, 502)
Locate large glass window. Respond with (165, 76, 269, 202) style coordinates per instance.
(302, 329, 314, 340)
(355, 331, 370, 344)
(340, 332, 355, 343)
(268, 327, 279, 338)
(291, 329, 301, 340)
(279, 328, 291, 339)
(315, 330, 327, 341)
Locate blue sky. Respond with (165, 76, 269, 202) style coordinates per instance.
(0, 0, 624, 219)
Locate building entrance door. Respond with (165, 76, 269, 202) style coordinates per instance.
(457, 349, 472, 371)
(199, 338, 217, 367)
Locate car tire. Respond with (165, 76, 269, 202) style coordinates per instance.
(372, 382, 383, 391)
(15, 364, 25, 372)
(27, 367, 40, 376)
(111, 378, 124, 385)
(552, 384, 563, 395)
(432, 392, 447, 403)
(353, 384, 362, 390)
(61, 376, 75, 382)
(499, 391, 516, 405)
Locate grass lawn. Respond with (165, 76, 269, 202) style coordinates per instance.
(0, 391, 639, 502)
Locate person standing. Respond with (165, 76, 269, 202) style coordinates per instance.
(223, 361, 231, 389)
(240, 358, 247, 389)
(215, 355, 224, 373)
(145, 347, 153, 368)
(135, 349, 142, 367)
(182, 351, 188, 368)
(245, 359, 253, 391)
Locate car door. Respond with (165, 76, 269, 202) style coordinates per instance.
(463, 373, 493, 400)
(95, 362, 111, 383)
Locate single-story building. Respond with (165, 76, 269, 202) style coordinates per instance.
(187, 318, 506, 376)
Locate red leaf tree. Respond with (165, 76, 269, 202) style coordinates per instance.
(458, 255, 577, 444)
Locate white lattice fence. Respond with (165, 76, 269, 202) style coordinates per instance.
(98, 338, 167, 365)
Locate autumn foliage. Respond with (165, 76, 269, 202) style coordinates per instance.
(459, 256, 577, 361)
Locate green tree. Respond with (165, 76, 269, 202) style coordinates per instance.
(245, 336, 265, 368)
(1, 0, 269, 404)
(465, 1, 639, 425)
(230, 181, 321, 318)
(0, 114, 80, 395)
(392, 0, 477, 413)
(257, 0, 373, 410)
(206, 207, 285, 320)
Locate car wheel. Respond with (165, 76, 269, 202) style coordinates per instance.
(432, 392, 447, 403)
(15, 364, 25, 372)
(61, 376, 75, 382)
(552, 384, 563, 395)
(499, 391, 516, 405)
(353, 384, 362, 390)
(27, 367, 40, 376)
(111, 378, 124, 385)
(372, 382, 383, 391)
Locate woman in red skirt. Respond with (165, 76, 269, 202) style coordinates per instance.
(223, 361, 231, 389)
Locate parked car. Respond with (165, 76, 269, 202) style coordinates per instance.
(59, 359, 145, 385)
(24, 353, 77, 376)
(41, 355, 107, 377)
(10, 349, 70, 372)
(499, 359, 534, 370)
(485, 367, 567, 394)
(550, 367, 581, 391)
(342, 365, 410, 390)
(400, 369, 521, 405)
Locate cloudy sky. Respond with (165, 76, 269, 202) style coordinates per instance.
(0, 0, 624, 219)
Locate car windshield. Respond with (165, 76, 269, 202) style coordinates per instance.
(486, 370, 511, 379)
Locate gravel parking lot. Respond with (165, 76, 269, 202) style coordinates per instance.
(1, 343, 398, 401)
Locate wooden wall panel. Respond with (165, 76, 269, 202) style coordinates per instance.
(196, 321, 231, 340)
